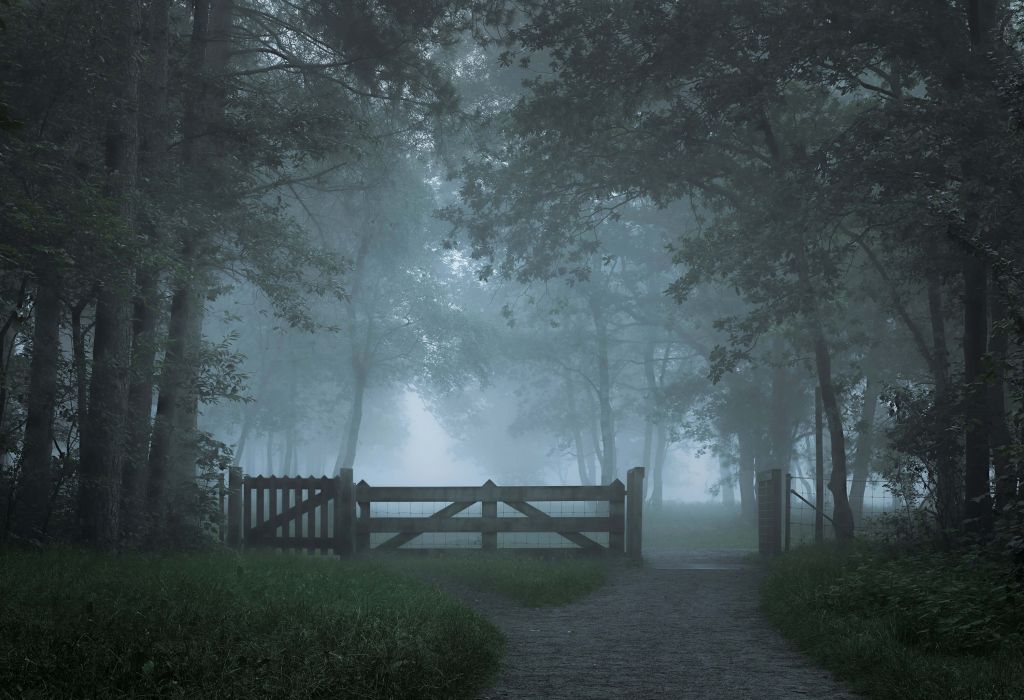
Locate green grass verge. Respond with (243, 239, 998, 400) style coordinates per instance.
(643, 502, 757, 550)
(380, 552, 608, 607)
(762, 544, 1024, 700)
(0, 549, 504, 699)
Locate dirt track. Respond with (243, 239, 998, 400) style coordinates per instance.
(464, 549, 858, 700)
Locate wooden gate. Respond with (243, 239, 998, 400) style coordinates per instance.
(237, 467, 644, 559)
(241, 471, 355, 555)
(355, 468, 644, 557)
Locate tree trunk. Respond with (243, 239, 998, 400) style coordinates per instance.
(336, 361, 367, 474)
(12, 280, 62, 541)
(121, 0, 171, 541)
(927, 255, 960, 531)
(737, 428, 757, 524)
(962, 256, 992, 532)
(988, 288, 1015, 512)
(566, 376, 593, 485)
(589, 292, 616, 483)
(78, 0, 142, 548)
(718, 434, 736, 507)
(651, 422, 667, 509)
(849, 373, 881, 521)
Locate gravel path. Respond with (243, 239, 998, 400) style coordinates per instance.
(460, 549, 858, 700)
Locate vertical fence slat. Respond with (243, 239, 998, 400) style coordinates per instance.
(306, 481, 316, 555)
(356, 480, 370, 553)
(335, 469, 354, 557)
(320, 479, 330, 556)
(255, 477, 265, 546)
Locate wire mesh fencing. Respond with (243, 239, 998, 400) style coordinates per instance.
(787, 475, 913, 548)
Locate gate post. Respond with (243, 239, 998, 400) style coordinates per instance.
(609, 479, 626, 553)
(481, 479, 497, 550)
(227, 466, 242, 548)
(626, 467, 645, 561)
(335, 468, 355, 557)
(355, 480, 370, 553)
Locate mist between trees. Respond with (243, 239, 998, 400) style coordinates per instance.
(0, 0, 1022, 554)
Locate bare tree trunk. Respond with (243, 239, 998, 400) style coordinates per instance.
(146, 0, 232, 541)
(566, 376, 593, 485)
(78, 0, 142, 548)
(336, 361, 367, 474)
(651, 422, 667, 509)
(718, 434, 736, 507)
(737, 428, 757, 524)
(12, 280, 61, 540)
(962, 256, 992, 532)
(849, 373, 881, 520)
(121, 0, 171, 541)
(589, 292, 616, 483)
(926, 255, 960, 531)
(988, 288, 1015, 512)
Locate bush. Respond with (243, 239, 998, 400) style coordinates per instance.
(762, 544, 1024, 700)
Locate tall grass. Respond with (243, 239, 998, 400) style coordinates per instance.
(380, 552, 609, 607)
(0, 550, 503, 699)
(762, 544, 1024, 700)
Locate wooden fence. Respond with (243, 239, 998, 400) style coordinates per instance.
(229, 467, 645, 558)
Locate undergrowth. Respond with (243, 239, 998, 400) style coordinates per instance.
(762, 543, 1024, 700)
(0, 549, 504, 699)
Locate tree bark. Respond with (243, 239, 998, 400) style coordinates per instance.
(718, 433, 736, 507)
(589, 291, 616, 483)
(12, 280, 62, 540)
(988, 287, 1015, 512)
(926, 254, 961, 531)
(848, 373, 881, 521)
(962, 256, 992, 532)
(121, 0, 171, 540)
(737, 428, 758, 524)
(77, 0, 142, 548)
(335, 360, 367, 474)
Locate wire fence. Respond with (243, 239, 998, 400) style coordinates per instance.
(787, 476, 915, 547)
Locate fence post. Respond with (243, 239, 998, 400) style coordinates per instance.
(626, 467, 645, 561)
(227, 466, 242, 548)
(608, 479, 626, 553)
(355, 479, 370, 553)
(335, 468, 355, 557)
(481, 479, 497, 550)
(784, 473, 791, 552)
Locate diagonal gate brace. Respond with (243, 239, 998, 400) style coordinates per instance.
(376, 501, 475, 550)
(503, 500, 604, 551)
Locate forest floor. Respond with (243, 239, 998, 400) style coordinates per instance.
(455, 549, 858, 700)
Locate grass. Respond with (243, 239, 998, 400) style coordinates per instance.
(0, 549, 504, 699)
(643, 502, 757, 550)
(379, 551, 609, 607)
(761, 543, 1024, 700)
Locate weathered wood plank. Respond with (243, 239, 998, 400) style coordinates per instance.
(248, 486, 332, 536)
(481, 480, 497, 550)
(504, 501, 604, 551)
(354, 484, 617, 502)
(376, 501, 475, 550)
(360, 516, 613, 534)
